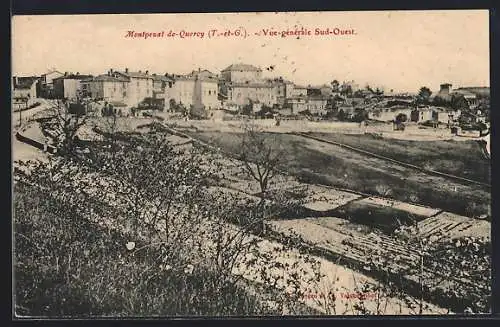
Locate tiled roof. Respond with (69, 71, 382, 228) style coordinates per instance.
(42, 70, 64, 76)
(174, 73, 218, 82)
(13, 77, 38, 89)
(53, 74, 93, 80)
(222, 63, 262, 72)
(118, 71, 154, 79)
(152, 74, 174, 82)
(93, 74, 129, 82)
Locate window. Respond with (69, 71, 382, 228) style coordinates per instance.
(208, 90, 211, 95)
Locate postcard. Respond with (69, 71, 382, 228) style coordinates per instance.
(12, 10, 491, 318)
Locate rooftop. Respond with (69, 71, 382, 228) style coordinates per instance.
(151, 74, 174, 82)
(222, 63, 262, 72)
(117, 71, 154, 79)
(93, 74, 129, 82)
(13, 76, 38, 89)
(53, 74, 93, 80)
(42, 70, 64, 76)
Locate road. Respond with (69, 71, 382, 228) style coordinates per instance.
(12, 98, 55, 131)
(12, 98, 54, 163)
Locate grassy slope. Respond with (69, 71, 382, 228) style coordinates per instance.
(308, 132, 490, 184)
(13, 183, 272, 317)
(187, 131, 490, 217)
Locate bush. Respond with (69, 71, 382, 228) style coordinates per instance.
(14, 182, 269, 317)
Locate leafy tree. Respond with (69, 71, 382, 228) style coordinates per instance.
(331, 80, 340, 92)
(340, 84, 353, 97)
(337, 109, 346, 121)
(451, 94, 469, 111)
(432, 96, 451, 107)
(353, 108, 368, 122)
(374, 87, 384, 96)
(417, 87, 432, 104)
(395, 113, 408, 123)
(241, 102, 253, 116)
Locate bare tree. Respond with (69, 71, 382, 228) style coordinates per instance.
(40, 99, 87, 156)
(239, 122, 285, 197)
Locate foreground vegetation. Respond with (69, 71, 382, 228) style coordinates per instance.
(13, 126, 325, 317)
(13, 110, 491, 316)
(14, 182, 270, 317)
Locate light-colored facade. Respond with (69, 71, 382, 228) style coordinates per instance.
(152, 74, 174, 110)
(89, 74, 129, 105)
(41, 70, 64, 86)
(227, 83, 278, 107)
(285, 96, 328, 115)
(291, 85, 308, 97)
(53, 74, 93, 100)
(368, 107, 413, 122)
(88, 69, 155, 109)
(221, 64, 262, 83)
(114, 70, 154, 108)
(269, 79, 294, 105)
(411, 108, 434, 122)
(40, 70, 64, 97)
(169, 70, 219, 110)
(12, 79, 38, 109)
(220, 64, 279, 108)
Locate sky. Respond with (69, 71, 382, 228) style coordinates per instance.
(12, 10, 490, 93)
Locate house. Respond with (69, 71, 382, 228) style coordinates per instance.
(223, 81, 278, 108)
(53, 73, 93, 100)
(290, 85, 308, 97)
(88, 73, 129, 105)
(88, 68, 157, 113)
(368, 106, 412, 122)
(337, 104, 356, 119)
(285, 95, 328, 115)
(451, 89, 479, 109)
(113, 69, 154, 108)
(219, 64, 278, 109)
(427, 107, 460, 125)
(265, 77, 294, 106)
(411, 107, 434, 123)
(169, 69, 219, 111)
(152, 74, 175, 110)
(435, 83, 453, 101)
(40, 70, 64, 98)
(220, 63, 262, 83)
(12, 77, 38, 109)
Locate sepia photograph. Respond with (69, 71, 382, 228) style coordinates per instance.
(11, 10, 491, 317)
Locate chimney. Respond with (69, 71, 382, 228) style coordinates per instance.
(125, 68, 129, 73)
(64, 72, 68, 76)
(139, 70, 142, 73)
(145, 70, 149, 75)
